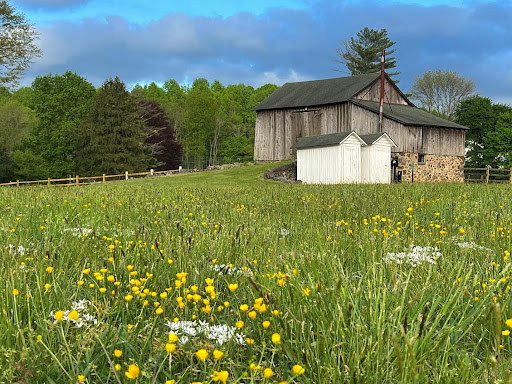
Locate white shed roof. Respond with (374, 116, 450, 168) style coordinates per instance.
(291, 131, 366, 150)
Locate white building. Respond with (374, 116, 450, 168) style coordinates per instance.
(291, 131, 396, 184)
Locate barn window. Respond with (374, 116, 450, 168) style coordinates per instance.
(418, 154, 426, 164)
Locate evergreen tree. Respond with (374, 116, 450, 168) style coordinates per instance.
(76, 77, 155, 175)
(335, 27, 399, 80)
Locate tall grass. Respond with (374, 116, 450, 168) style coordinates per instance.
(1, 167, 511, 383)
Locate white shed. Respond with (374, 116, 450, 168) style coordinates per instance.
(360, 133, 397, 184)
(291, 131, 366, 184)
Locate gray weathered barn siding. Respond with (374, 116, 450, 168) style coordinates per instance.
(253, 73, 468, 161)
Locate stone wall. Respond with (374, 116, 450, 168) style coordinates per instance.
(393, 152, 464, 183)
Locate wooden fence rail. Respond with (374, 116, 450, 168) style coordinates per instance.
(0, 168, 181, 187)
(464, 166, 512, 184)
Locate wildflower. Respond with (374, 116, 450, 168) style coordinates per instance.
(262, 321, 270, 328)
(113, 349, 122, 358)
(115, 364, 121, 371)
(277, 279, 285, 287)
(46, 266, 54, 273)
(125, 294, 133, 302)
(54, 311, 64, 322)
(240, 304, 249, 312)
(196, 349, 208, 362)
(263, 368, 274, 378)
(236, 320, 244, 328)
(228, 283, 238, 292)
(12, 289, 19, 296)
(78, 375, 86, 382)
(248, 311, 257, 319)
(212, 370, 229, 383)
(271, 333, 281, 345)
(68, 310, 79, 321)
(213, 349, 224, 360)
(302, 288, 311, 296)
(82, 268, 91, 274)
(168, 333, 179, 343)
(156, 307, 164, 315)
(292, 365, 305, 375)
(165, 381, 175, 384)
(506, 319, 512, 329)
(246, 338, 255, 345)
(125, 364, 140, 379)
(502, 330, 510, 336)
(165, 343, 176, 353)
(250, 363, 261, 371)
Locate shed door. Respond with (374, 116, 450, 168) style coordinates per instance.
(376, 147, 390, 183)
(343, 146, 359, 183)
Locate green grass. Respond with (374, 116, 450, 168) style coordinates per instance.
(1, 164, 512, 383)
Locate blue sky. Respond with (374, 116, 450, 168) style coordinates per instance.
(10, 0, 512, 104)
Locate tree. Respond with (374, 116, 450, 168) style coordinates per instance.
(410, 70, 475, 120)
(22, 71, 95, 178)
(454, 95, 512, 167)
(335, 27, 398, 79)
(484, 112, 512, 168)
(76, 77, 155, 175)
(138, 99, 182, 170)
(0, 0, 42, 88)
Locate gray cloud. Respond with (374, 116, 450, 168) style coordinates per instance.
(21, 1, 512, 104)
(12, 0, 93, 10)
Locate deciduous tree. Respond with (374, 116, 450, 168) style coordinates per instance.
(0, 0, 42, 88)
(411, 70, 475, 120)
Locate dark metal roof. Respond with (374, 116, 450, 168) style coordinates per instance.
(351, 100, 469, 130)
(253, 73, 381, 111)
(291, 132, 358, 149)
(359, 133, 397, 147)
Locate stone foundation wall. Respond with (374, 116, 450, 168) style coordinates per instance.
(393, 153, 464, 183)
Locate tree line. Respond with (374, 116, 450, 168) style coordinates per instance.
(0, 72, 277, 182)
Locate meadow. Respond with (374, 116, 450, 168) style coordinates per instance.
(1, 163, 512, 384)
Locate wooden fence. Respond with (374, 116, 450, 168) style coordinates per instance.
(464, 166, 512, 184)
(0, 168, 181, 187)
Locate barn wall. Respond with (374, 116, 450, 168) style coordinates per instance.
(255, 104, 466, 161)
(393, 152, 465, 182)
(353, 77, 410, 105)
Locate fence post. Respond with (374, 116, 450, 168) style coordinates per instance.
(103, 174, 106, 183)
(150, 169, 154, 176)
(16, 180, 19, 187)
(125, 171, 129, 181)
(47, 177, 51, 186)
(510, 168, 512, 184)
(76, 175, 79, 186)
(485, 165, 490, 184)
(179, 166, 182, 173)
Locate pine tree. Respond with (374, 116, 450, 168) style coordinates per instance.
(76, 77, 155, 175)
(335, 27, 399, 80)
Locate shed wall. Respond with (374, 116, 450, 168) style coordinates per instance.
(361, 140, 392, 183)
(297, 145, 342, 184)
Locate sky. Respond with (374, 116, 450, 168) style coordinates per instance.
(10, 0, 512, 104)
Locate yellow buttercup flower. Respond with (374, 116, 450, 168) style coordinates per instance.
(213, 349, 224, 360)
(12, 289, 19, 296)
(292, 365, 305, 375)
(263, 368, 274, 378)
(271, 333, 281, 345)
(502, 330, 510, 336)
(68, 310, 79, 321)
(168, 333, 179, 343)
(213, 370, 229, 383)
(506, 319, 512, 329)
(236, 320, 244, 328)
(196, 349, 208, 362)
(125, 364, 140, 379)
(77, 374, 86, 382)
(113, 349, 122, 358)
(46, 266, 53, 273)
(54, 310, 64, 322)
(228, 283, 238, 292)
(155, 307, 164, 315)
(165, 343, 176, 353)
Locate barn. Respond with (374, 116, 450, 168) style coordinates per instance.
(253, 72, 468, 182)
